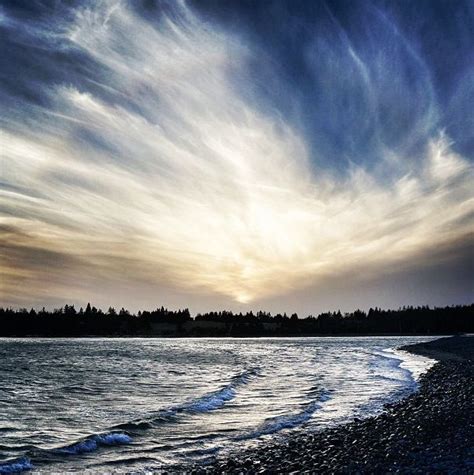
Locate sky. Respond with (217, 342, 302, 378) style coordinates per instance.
(0, 0, 473, 315)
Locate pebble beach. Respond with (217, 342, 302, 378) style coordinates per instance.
(186, 335, 474, 474)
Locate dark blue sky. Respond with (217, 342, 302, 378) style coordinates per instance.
(2, 0, 473, 169)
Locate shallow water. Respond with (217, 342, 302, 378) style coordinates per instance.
(0, 337, 437, 473)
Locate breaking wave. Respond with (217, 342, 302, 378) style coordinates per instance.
(181, 367, 258, 413)
(114, 367, 259, 433)
(238, 390, 332, 440)
(0, 457, 34, 474)
(0, 368, 259, 473)
(0, 338, 436, 473)
(370, 350, 416, 387)
(54, 432, 132, 455)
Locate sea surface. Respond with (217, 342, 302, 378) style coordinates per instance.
(0, 337, 437, 473)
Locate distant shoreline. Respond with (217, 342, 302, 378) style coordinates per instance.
(1, 304, 472, 337)
(0, 332, 461, 338)
(184, 335, 474, 473)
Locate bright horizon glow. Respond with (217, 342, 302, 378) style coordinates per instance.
(0, 1, 472, 312)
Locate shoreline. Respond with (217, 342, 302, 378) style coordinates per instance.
(185, 335, 473, 473)
(0, 333, 458, 338)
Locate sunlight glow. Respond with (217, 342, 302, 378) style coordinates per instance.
(0, 1, 472, 307)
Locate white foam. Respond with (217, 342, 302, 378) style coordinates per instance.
(239, 391, 332, 440)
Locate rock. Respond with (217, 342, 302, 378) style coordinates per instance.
(178, 338, 474, 474)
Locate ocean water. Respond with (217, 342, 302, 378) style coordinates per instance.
(0, 337, 437, 473)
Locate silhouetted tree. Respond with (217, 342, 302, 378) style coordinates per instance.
(0, 304, 472, 337)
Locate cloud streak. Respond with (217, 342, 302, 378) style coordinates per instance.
(0, 0, 472, 310)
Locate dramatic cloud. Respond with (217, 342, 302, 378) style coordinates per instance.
(0, 0, 472, 312)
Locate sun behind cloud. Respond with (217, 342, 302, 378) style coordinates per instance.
(0, 0, 472, 310)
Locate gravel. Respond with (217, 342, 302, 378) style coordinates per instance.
(180, 335, 474, 474)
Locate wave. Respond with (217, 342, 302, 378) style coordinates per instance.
(347, 348, 423, 420)
(113, 420, 157, 432)
(99, 455, 162, 467)
(54, 432, 132, 455)
(114, 367, 259, 433)
(179, 369, 257, 413)
(184, 385, 237, 412)
(60, 384, 98, 394)
(0, 457, 34, 474)
(0, 432, 132, 473)
(0, 428, 16, 434)
(369, 350, 416, 386)
(3, 368, 260, 473)
(238, 390, 332, 440)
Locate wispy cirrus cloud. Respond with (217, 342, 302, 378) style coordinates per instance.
(0, 0, 472, 310)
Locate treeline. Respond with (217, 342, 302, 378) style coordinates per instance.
(0, 303, 472, 337)
(0, 304, 191, 336)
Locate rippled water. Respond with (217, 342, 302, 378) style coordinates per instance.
(0, 337, 436, 473)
